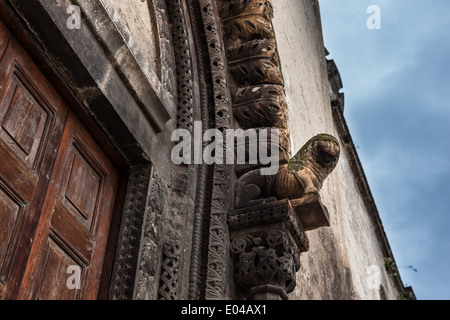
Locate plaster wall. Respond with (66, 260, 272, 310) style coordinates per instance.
(271, 0, 399, 300)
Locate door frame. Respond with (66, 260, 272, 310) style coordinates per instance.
(0, 1, 159, 300)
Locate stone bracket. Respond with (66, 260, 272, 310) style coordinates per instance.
(291, 193, 330, 231)
(229, 195, 331, 299)
(230, 199, 309, 253)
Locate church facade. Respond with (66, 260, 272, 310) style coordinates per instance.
(0, 0, 414, 300)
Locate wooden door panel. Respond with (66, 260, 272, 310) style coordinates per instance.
(36, 238, 82, 300)
(0, 73, 49, 167)
(0, 139, 38, 201)
(0, 17, 121, 301)
(50, 200, 93, 264)
(0, 31, 68, 299)
(0, 185, 21, 281)
(64, 150, 102, 229)
(19, 113, 120, 300)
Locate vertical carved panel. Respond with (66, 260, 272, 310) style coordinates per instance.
(198, 0, 234, 300)
(108, 164, 153, 300)
(166, 0, 195, 131)
(134, 168, 165, 300)
(131, 166, 190, 301)
(154, 0, 177, 98)
(158, 242, 181, 300)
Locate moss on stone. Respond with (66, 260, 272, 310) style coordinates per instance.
(288, 134, 339, 172)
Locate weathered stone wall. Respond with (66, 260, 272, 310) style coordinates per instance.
(94, 0, 199, 300)
(100, 0, 160, 75)
(100, 0, 177, 107)
(63, 0, 406, 300)
(271, 0, 401, 300)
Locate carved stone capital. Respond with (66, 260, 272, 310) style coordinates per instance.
(231, 231, 300, 299)
(229, 200, 310, 299)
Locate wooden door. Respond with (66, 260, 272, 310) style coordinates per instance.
(0, 21, 69, 300)
(18, 112, 119, 300)
(0, 20, 121, 300)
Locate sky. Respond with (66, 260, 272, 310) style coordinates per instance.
(319, 0, 450, 300)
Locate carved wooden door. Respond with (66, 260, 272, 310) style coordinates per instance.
(18, 111, 120, 300)
(0, 20, 120, 300)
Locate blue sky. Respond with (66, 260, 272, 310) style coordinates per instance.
(319, 0, 450, 300)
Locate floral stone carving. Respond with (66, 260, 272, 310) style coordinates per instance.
(229, 200, 306, 300)
(231, 232, 300, 299)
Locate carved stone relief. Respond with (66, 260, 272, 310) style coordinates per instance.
(158, 242, 181, 300)
(218, 0, 275, 47)
(229, 200, 307, 299)
(109, 165, 154, 300)
(228, 39, 284, 88)
(232, 85, 288, 130)
(231, 232, 300, 297)
(132, 165, 192, 301)
(214, 0, 342, 299)
(166, 0, 195, 131)
(134, 167, 165, 300)
(197, 0, 234, 300)
(217, 0, 290, 171)
(235, 134, 340, 207)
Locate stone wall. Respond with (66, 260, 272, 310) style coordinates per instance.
(97, 0, 201, 300)
(271, 0, 402, 300)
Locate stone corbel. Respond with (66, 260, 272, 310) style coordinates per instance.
(229, 194, 334, 299)
(229, 200, 305, 300)
(230, 135, 340, 299)
(216, 0, 342, 300)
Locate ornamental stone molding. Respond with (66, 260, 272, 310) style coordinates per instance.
(218, 0, 291, 164)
